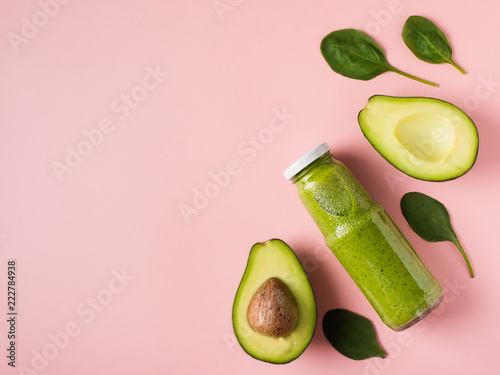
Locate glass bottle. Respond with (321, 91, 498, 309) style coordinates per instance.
(284, 143, 443, 330)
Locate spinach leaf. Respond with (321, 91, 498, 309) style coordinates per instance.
(401, 192, 474, 278)
(402, 15, 465, 74)
(322, 309, 386, 360)
(320, 29, 437, 86)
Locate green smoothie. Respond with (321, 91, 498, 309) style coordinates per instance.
(284, 143, 443, 330)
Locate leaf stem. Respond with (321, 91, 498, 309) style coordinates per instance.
(450, 60, 466, 74)
(452, 238, 475, 278)
(391, 68, 438, 87)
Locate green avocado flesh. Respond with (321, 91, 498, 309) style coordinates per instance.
(358, 95, 479, 181)
(232, 239, 317, 364)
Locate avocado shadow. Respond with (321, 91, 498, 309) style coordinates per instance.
(462, 110, 500, 182)
(290, 239, 345, 349)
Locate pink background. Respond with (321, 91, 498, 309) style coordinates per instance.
(1, 1, 500, 374)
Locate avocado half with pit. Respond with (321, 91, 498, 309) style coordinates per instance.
(232, 239, 317, 364)
(358, 95, 479, 181)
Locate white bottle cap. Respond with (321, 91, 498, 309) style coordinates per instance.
(283, 142, 331, 180)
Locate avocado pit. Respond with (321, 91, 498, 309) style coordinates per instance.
(247, 277, 298, 338)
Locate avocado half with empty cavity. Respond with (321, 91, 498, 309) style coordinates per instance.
(232, 239, 317, 364)
(358, 95, 479, 181)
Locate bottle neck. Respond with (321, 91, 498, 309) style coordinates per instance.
(291, 151, 332, 183)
